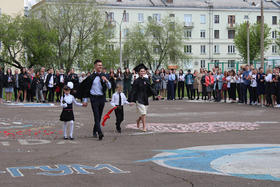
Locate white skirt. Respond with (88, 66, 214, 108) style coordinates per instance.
(136, 102, 148, 115)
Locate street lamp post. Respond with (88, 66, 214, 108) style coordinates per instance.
(105, 10, 126, 70)
(260, 0, 265, 68)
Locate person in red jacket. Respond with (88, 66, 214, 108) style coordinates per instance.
(205, 71, 214, 100)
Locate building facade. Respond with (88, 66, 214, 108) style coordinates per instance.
(32, 0, 280, 71)
(0, 0, 24, 16)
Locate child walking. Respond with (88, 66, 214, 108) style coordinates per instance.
(110, 84, 131, 133)
(60, 83, 83, 140)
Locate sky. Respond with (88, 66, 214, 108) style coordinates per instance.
(24, 0, 38, 8)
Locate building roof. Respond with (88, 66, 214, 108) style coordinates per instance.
(32, 0, 280, 10)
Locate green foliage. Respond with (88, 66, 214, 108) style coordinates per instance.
(123, 17, 188, 71)
(0, 15, 25, 68)
(22, 17, 57, 68)
(38, 0, 115, 72)
(234, 22, 271, 63)
(0, 14, 57, 69)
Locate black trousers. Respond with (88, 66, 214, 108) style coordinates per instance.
(186, 84, 193, 99)
(243, 84, 250, 104)
(266, 83, 272, 105)
(14, 87, 20, 101)
(177, 81, 184, 99)
(47, 87, 54, 102)
(90, 95, 105, 136)
(167, 81, 175, 100)
(114, 106, 124, 131)
(277, 84, 280, 104)
(230, 83, 236, 100)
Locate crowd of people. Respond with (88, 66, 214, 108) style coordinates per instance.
(0, 64, 280, 107)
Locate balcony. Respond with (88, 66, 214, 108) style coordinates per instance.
(184, 22, 194, 29)
(227, 23, 236, 29)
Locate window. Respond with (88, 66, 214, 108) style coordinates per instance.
(201, 60, 206, 68)
(200, 14, 206, 24)
(214, 15, 219, 24)
(184, 29, 192, 38)
(272, 31, 277, 39)
(200, 30, 206, 38)
(106, 44, 114, 51)
(272, 45, 278, 54)
(228, 15, 235, 24)
(123, 28, 129, 37)
(214, 60, 219, 68)
(106, 12, 114, 22)
(214, 45, 220, 54)
(228, 30, 235, 39)
(228, 45, 235, 54)
(153, 14, 161, 22)
(138, 13, 144, 23)
(201, 45, 206, 54)
(184, 14, 192, 26)
(184, 45, 192, 54)
(169, 14, 175, 18)
(123, 12, 129, 22)
(228, 60, 235, 68)
(272, 16, 277, 25)
(257, 16, 261, 23)
(214, 30, 219, 39)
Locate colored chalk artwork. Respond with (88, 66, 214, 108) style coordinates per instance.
(126, 122, 259, 133)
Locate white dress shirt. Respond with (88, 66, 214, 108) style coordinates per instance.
(110, 92, 129, 107)
(61, 94, 82, 108)
(48, 75, 54, 88)
(265, 73, 272, 82)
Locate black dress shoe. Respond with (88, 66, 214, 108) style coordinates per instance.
(117, 129, 121, 133)
(99, 134, 104, 140)
(64, 137, 68, 140)
(69, 137, 74, 140)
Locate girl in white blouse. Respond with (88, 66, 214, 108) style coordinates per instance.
(60, 83, 83, 140)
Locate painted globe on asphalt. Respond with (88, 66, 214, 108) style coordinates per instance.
(138, 144, 280, 181)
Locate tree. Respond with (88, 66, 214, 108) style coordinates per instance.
(123, 17, 188, 71)
(38, 0, 114, 71)
(22, 17, 57, 69)
(234, 22, 271, 63)
(0, 15, 25, 69)
(0, 14, 57, 69)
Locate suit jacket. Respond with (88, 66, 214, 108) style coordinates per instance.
(75, 73, 107, 99)
(128, 77, 157, 106)
(45, 74, 57, 88)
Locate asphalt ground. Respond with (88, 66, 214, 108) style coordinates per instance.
(0, 99, 280, 187)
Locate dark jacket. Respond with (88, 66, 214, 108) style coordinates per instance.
(75, 73, 107, 99)
(4, 74, 15, 88)
(67, 73, 79, 89)
(0, 71, 4, 88)
(128, 77, 157, 106)
(45, 74, 57, 88)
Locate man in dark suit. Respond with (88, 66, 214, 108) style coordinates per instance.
(76, 59, 111, 140)
(45, 68, 56, 102)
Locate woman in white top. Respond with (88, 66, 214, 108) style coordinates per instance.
(229, 70, 237, 102)
(249, 69, 258, 105)
(226, 72, 231, 101)
(265, 69, 273, 106)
